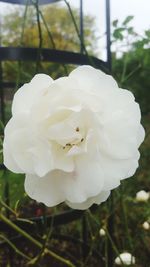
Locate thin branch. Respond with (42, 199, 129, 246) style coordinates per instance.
(0, 213, 76, 267)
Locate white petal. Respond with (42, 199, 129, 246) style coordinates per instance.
(51, 143, 74, 172)
(3, 142, 24, 173)
(25, 154, 105, 208)
(100, 153, 140, 190)
(12, 74, 53, 115)
(66, 191, 110, 210)
(25, 171, 65, 206)
(4, 114, 54, 177)
(63, 154, 105, 203)
(99, 101, 144, 159)
(28, 139, 53, 177)
(70, 65, 118, 95)
(3, 114, 33, 173)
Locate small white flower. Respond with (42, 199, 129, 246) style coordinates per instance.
(115, 252, 135, 265)
(136, 190, 149, 202)
(99, 228, 106, 236)
(142, 221, 150, 230)
(3, 66, 145, 210)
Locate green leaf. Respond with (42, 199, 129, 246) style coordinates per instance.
(112, 19, 118, 27)
(145, 30, 150, 39)
(113, 28, 125, 40)
(123, 15, 134, 26)
(128, 27, 134, 35)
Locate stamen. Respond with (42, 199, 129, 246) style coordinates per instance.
(66, 143, 71, 146)
(81, 138, 84, 142)
(76, 127, 79, 132)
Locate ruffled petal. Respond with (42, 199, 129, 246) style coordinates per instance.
(25, 153, 105, 207)
(66, 191, 110, 210)
(12, 74, 53, 115)
(61, 154, 105, 203)
(99, 101, 143, 159)
(69, 65, 118, 95)
(100, 153, 140, 190)
(25, 171, 65, 207)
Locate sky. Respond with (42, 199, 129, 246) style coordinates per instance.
(0, 0, 149, 59)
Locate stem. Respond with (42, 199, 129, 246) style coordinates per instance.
(39, 10, 56, 49)
(34, 0, 43, 73)
(30, 209, 55, 265)
(0, 213, 75, 267)
(0, 198, 17, 216)
(120, 185, 133, 251)
(88, 209, 126, 266)
(0, 234, 31, 261)
(64, 0, 96, 67)
(121, 64, 141, 83)
(38, 9, 68, 75)
(16, 0, 29, 90)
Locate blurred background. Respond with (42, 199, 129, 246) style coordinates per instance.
(0, 1, 149, 266)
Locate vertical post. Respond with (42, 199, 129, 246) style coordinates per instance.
(106, 0, 111, 72)
(80, 0, 84, 54)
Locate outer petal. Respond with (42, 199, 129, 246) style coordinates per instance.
(3, 114, 54, 177)
(25, 154, 105, 207)
(12, 74, 53, 115)
(66, 191, 110, 210)
(63, 154, 105, 203)
(69, 65, 118, 95)
(3, 114, 32, 173)
(25, 171, 65, 206)
(99, 101, 144, 159)
(25, 170, 108, 209)
(100, 153, 140, 190)
(3, 142, 24, 173)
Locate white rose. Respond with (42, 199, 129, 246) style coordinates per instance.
(115, 252, 135, 266)
(3, 66, 145, 210)
(136, 190, 149, 202)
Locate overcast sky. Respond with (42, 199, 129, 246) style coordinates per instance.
(0, 0, 149, 32)
(0, 0, 149, 59)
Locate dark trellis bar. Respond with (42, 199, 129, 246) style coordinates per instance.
(0, 210, 84, 231)
(0, 204, 98, 232)
(0, 0, 60, 4)
(0, 47, 108, 71)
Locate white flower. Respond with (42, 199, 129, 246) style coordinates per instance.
(142, 221, 150, 230)
(99, 228, 106, 236)
(136, 190, 149, 202)
(3, 66, 145, 210)
(115, 252, 135, 265)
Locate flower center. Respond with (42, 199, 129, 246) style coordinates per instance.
(62, 127, 84, 150)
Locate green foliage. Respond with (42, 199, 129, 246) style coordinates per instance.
(112, 16, 150, 115)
